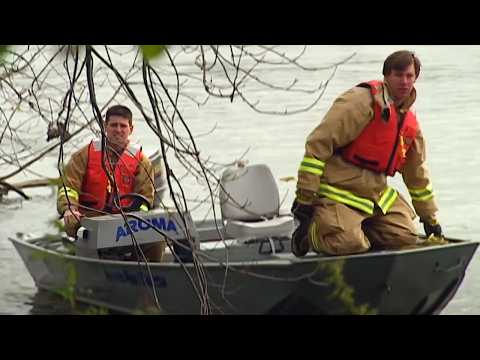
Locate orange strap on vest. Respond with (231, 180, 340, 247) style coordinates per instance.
(341, 80, 418, 176)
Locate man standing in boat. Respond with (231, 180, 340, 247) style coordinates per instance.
(57, 104, 165, 262)
(291, 50, 443, 257)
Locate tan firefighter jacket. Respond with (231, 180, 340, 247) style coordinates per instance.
(296, 81, 438, 223)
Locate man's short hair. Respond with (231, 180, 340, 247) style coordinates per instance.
(383, 50, 421, 79)
(105, 105, 133, 125)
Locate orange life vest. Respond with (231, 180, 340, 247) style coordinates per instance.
(341, 80, 418, 176)
(79, 140, 142, 212)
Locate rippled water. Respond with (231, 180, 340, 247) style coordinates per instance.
(1, 45, 480, 314)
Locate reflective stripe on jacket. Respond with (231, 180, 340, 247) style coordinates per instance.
(298, 156, 398, 214)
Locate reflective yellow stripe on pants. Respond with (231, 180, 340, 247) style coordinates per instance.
(377, 186, 398, 214)
(309, 220, 325, 253)
(317, 183, 397, 215)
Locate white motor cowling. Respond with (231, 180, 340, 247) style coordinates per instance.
(76, 208, 198, 259)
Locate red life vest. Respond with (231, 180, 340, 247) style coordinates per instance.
(341, 80, 418, 176)
(79, 140, 142, 212)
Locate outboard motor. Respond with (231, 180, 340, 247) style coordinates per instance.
(75, 208, 198, 261)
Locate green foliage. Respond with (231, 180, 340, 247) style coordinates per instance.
(0, 45, 8, 63)
(43, 233, 63, 242)
(55, 262, 109, 314)
(48, 177, 62, 186)
(30, 249, 50, 261)
(139, 45, 167, 62)
(30, 248, 107, 314)
(81, 306, 109, 315)
(132, 306, 162, 315)
(55, 262, 77, 308)
(319, 260, 377, 315)
(50, 217, 65, 233)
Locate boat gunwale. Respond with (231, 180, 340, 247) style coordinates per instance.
(9, 236, 479, 268)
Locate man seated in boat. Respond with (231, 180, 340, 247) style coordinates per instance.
(291, 50, 443, 257)
(57, 104, 165, 262)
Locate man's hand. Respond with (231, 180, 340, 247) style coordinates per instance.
(421, 219, 443, 238)
(291, 200, 314, 257)
(63, 207, 83, 237)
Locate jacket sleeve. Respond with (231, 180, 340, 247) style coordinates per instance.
(296, 87, 374, 203)
(400, 126, 439, 222)
(57, 146, 88, 216)
(134, 152, 155, 209)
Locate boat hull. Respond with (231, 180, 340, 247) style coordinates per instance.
(10, 237, 478, 314)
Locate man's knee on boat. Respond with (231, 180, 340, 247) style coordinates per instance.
(308, 199, 370, 255)
(309, 225, 371, 255)
(363, 216, 418, 249)
(133, 241, 166, 262)
(372, 229, 418, 249)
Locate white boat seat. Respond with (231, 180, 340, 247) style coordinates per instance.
(225, 216, 294, 239)
(219, 163, 294, 242)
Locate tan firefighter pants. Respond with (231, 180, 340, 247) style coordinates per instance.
(308, 193, 418, 255)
